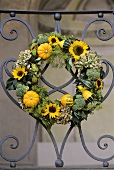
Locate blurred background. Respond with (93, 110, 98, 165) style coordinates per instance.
(0, 0, 114, 168)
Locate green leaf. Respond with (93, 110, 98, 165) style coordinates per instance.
(72, 116, 78, 125)
(32, 39, 37, 43)
(73, 111, 78, 117)
(69, 58, 73, 67)
(6, 78, 17, 90)
(24, 73, 32, 81)
(54, 100, 60, 105)
(65, 61, 72, 72)
(50, 118, 56, 125)
(32, 49, 37, 56)
(30, 42, 38, 50)
(81, 111, 88, 119)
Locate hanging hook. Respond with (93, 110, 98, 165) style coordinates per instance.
(54, 13, 62, 34)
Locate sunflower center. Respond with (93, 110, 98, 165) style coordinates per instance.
(97, 80, 101, 87)
(17, 71, 24, 77)
(73, 45, 84, 55)
(51, 38, 56, 43)
(49, 106, 56, 113)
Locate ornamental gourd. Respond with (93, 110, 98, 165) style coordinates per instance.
(61, 94, 73, 106)
(23, 90, 39, 107)
(37, 43, 52, 59)
(77, 86, 94, 102)
(59, 40, 70, 50)
(78, 78, 94, 89)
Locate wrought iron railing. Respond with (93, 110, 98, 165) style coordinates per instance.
(0, 9, 114, 169)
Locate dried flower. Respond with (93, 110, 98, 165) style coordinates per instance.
(56, 105, 72, 125)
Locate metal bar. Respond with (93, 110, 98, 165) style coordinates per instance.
(0, 9, 114, 15)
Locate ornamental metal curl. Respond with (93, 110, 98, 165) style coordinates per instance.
(78, 124, 114, 167)
(0, 121, 39, 168)
(0, 10, 114, 169)
(82, 17, 114, 41)
(0, 17, 36, 40)
(0, 58, 21, 108)
(102, 59, 114, 102)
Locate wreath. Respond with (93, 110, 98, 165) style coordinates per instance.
(6, 32, 104, 131)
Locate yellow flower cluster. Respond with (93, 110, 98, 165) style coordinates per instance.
(37, 35, 90, 61)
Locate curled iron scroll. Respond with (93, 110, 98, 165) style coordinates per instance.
(0, 120, 39, 168)
(0, 17, 36, 40)
(102, 59, 114, 101)
(0, 58, 21, 108)
(82, 17, 114, 41)
(78, 15, 114, 168)
(78, 124, 114, 167)
(0, 16, 38, 168)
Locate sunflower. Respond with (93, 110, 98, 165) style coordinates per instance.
(69, 40, 89, 60)
(42, 103, 60, 118)
(12, 67, 27, 80)
(48, 35, 59, 45)
(95, 78, 103, 88)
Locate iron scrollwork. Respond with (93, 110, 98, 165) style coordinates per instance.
(0, 10, 114, 168)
